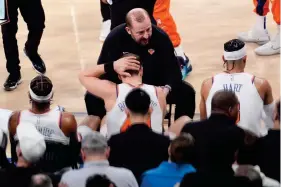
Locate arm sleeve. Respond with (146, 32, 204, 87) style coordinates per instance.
(97, 32, 121, 84)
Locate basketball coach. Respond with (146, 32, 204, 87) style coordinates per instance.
(84, 8, 196, 128)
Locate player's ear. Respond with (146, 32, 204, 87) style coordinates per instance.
(243, 56, 247, 63)
(222, 55, 226, 62)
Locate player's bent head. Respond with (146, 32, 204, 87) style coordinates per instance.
(211, 90, 239, 120)
(169, 133, 195, 164)
(125, 88, 151, 116)
(123, 53, 143, 76)
(223, 39, 247, 69)
(29, 75, 53, 111)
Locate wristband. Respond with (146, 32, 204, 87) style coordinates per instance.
(164, 85, 172, 92)
(104, 62, 114, 73)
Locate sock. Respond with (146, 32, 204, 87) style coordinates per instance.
(256, 15, 266, 30)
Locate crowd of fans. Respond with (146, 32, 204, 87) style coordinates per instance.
(0, 7, 279, 187)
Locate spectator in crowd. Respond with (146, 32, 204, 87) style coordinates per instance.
(30, 174, 53, 187)
(85, 8, 196, 130)
(108, 88, 170, 183)
(200, 39, 274, 138)
(0, 122, 46, 187)
(141, 133, 196, 187)
(79, 53, 168, 138)
(86, 174, 117, 187)
(258, 99, 280, 182)
(60, 131, 138, 187)
(8, 75, 80, 172)
(181, 90, 245, 170)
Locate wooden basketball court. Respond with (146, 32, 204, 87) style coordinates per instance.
(0, 0, 279, 116)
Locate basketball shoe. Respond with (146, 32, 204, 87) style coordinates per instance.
(238, 15, 270, 45)
(255, 25, 280, 56)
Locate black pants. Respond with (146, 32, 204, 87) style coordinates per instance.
(100, 1, 111, 22)
(1, 0, 45, 75)
(84, 81, 196, 122)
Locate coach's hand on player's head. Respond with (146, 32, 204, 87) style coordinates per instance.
(113, 56, 140, 77)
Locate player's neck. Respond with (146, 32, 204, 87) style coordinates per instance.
(123, 76, 142, 86)
(226, 68, 244, 74)
(30, 103, 50, 114)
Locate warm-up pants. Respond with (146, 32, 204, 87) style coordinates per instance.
(153, 0, 181, 47)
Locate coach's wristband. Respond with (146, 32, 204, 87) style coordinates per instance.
(104, 62, 114, 73)
(164, 85, 172, 92)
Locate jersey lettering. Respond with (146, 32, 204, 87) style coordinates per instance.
(223, 83, 243, 93)
(36, 126, 55, 137)
(117, 100, 158, 112)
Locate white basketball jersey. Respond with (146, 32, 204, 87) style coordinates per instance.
(16, 109, 70, 145)
(106, 83, 163, 137)
(206, 72, 264, 136)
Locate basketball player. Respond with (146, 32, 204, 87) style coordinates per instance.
(2, 0, 46, 91)
(153, 0, 192, 79)
(200, 39, 274, 137)
(238, 0, 280, 56)
(8, 75, 80, 172)
(79, 53, 167, 138)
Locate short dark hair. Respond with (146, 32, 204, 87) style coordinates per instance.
(170, 133, 195, 164)
(86, 174, 116, 187)
(211, 90, 239, 112)
(125, 88, 150, 115)
(224, 39, 245, 52)
(29, 75, 53, 111)
(122, 53, 142, 76)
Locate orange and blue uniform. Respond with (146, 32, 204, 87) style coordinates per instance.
(254, 0, 280, 25)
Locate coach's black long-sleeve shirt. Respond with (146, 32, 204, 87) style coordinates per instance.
(97, 23, 182, 90)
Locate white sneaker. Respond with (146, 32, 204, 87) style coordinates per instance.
(238, 15, 270, 45)
(99, 20, 111, 42)
(238, 28, 270, 45)
(255, 26, 280, 56)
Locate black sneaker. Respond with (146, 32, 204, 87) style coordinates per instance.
(24, 48, 46, 74)
(3, 73, 22, 91)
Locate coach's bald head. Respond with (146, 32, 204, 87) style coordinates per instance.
(125, 8, 152, 46)
(126, 8, 150, 28)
